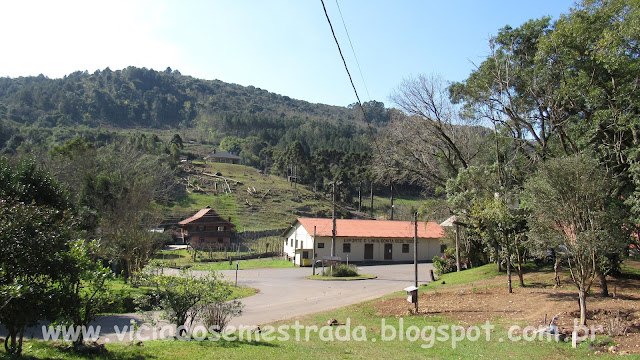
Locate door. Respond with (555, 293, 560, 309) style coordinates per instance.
(384, 243, 393, 260)
(364, 244, 374, 260)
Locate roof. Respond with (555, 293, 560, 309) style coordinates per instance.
(294, 218, 444, 239)
(210, 151, 241, 160)
(178, 207, 235, 227)
(439, 215, 457, 227)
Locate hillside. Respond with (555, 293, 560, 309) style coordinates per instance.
(166, 162, 340, 231)
(0, 67, 360, 128)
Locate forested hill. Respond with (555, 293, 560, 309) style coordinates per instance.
(0, 66, 390, 129)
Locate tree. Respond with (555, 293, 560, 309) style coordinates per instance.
(169, 133, 184, 149)
(141, 269, 241, 337)
(377, 74, 490, 190)
(523, 155, 627, 325)
(450, 17, 573, 161)
(0, 158, 77, 354)
(63, 240, 113, 346)
(536, 0, 640, 228)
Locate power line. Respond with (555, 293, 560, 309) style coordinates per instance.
(319, 0, 382, 156)
(335, 0, 371, 101)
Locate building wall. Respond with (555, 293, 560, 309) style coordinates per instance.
(283, 224, 443, 266)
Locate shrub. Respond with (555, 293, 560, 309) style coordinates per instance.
(204, 300, 243, 333)
(433, 248, 457, 276)
(325, 264, 359, 277)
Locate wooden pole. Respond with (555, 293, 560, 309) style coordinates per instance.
(414, 212, 418, 313)
(455, 222, 461, 272)
(332, 182, 336, 257)
(390, 182, 394, 220)
(312, 226, 316, 276)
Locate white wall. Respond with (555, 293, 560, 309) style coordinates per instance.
(284, 225, 443, 265)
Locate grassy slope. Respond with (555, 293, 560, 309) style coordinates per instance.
(165, 162, 333, 230)
(164, 162, 436, 231)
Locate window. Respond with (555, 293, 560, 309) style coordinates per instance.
(295, 240, 298, 249)
(402, 244, 410, 253)
(343, 243, 351, 253)
(197, 225, 205, 231)
(440, 244, 447, 253)
(302, 251, 309, 259)
(218, 238, 223, 243)
(199, 237, 205, 243)
(217, 226, 226, 231)
(317, 242, 325, 249)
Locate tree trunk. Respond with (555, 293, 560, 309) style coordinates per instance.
(496, 241, 502, 272)
(506, 236, 512, 293)
(578, 288, 587, 326)
(554, 255, 561, 287)
(597, 268, 609, 297)
(370, 182, 374, 218)
(358, 181, 362, 213)
(516, 242, 524, 287)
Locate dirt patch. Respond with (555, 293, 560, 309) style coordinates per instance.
(373, 269, 640, 354)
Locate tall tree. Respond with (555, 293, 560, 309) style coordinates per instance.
(0, 158, 77, 354)
(377, 74, 490, 190)
(524, 155, 627, 325)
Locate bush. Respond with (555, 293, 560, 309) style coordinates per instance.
(433, 248, 457, 276)
(204, 300, 243, 333)
(325, 264, 359, 277)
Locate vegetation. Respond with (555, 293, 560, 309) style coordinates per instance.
(0, 0, 639, 356)
(524, 155, 627, 325)
(0, 158, 111, 354)
(137, 269, 242, 337)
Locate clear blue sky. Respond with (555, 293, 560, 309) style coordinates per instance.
(0, 0, 576, 107)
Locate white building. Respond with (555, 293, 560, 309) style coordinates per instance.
(283, 218, 445, 266)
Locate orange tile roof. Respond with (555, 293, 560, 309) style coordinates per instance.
(178, 207, 235, 227)
(295, 218, 444, 239)
(179, 207, 212, 225)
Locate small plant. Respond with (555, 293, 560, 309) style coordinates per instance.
(433, 248, 457, 276)
(325, 264, 359, 277)
(204, 300, 244, 333)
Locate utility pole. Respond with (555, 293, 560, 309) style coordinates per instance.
(413, 211, 418, 313)
(331, 181, 336, 257)
(370, 182, 374, 218)
(455, 222, 461, 272)
(390, 182, 394, 220)
(312, 226, 316, 275)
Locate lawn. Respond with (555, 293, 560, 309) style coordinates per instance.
(103, 277, 256, 314)
(190, 259, 294, 271)
(6, 260, 638, 359)
(307, 274, 377, 280)
(155, 249, 294, 270)
(4, 299, 602, 360)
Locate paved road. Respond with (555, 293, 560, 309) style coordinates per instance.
(220, 263, 434, 328)
(2, 263, 434, 342)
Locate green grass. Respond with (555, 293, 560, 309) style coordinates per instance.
(102, 277, 256, 314)
(8, 262, 634, 358)
(155, 250, 294, 270)
(162, 162, 432, 230)
(106, 278, 153, 297)
(5, 297, 604, 360)
(190, 259, 294, 271)
(426, 263, 501, 290)
(620, 259, 640, 277)
(307, 274, 377, 280)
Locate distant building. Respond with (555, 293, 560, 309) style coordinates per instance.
(283, 218, 445, 266)
(208, 150, 241, 164)
(178, 206, 235, 250)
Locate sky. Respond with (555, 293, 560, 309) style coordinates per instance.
(0, 0, 577, 107)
